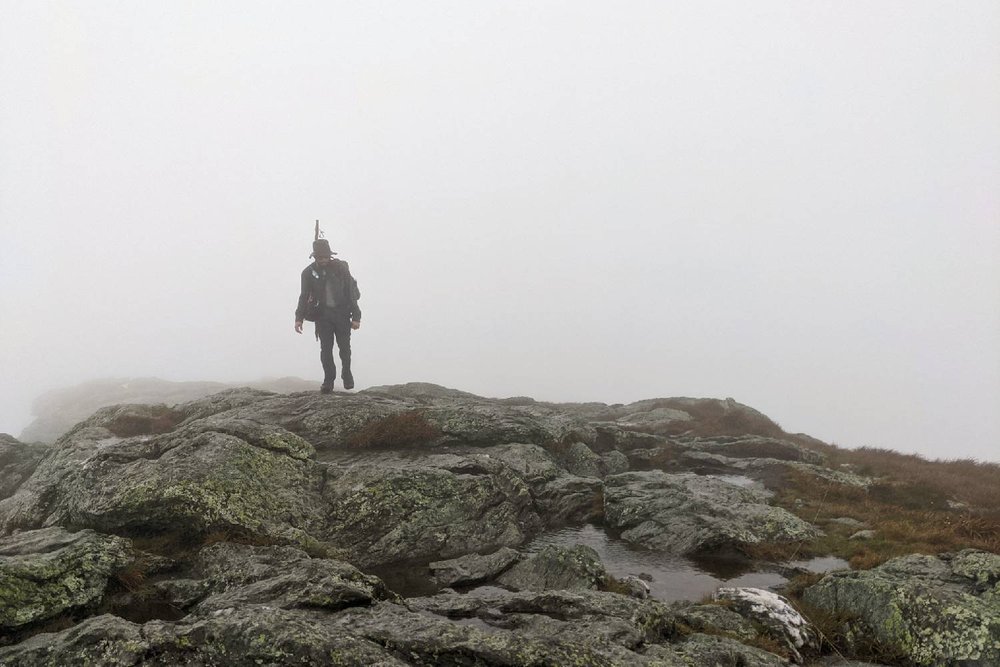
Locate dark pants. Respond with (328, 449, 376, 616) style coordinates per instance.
(317, 315, 352, 387)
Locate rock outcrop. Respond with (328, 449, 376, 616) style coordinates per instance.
(0, 380, 990, 666)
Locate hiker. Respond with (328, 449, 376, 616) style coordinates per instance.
(294, 239, 361, 393)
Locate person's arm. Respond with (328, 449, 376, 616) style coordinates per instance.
(350, 277, 362, 329)
(294, 268, 310, 333)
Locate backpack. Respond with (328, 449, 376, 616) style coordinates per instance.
(303, 260, 359, 322)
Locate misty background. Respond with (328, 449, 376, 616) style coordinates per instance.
(1, 2, 997, 461)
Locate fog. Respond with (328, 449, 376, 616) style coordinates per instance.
(1, 2, 998, 461)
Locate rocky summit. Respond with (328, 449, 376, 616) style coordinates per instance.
(0, 382, 997, 666)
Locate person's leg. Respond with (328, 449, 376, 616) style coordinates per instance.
(317, 320, 337, 391)
(334, 321, 353, 389)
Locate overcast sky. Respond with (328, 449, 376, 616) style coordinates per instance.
(1, 1, 997, 462)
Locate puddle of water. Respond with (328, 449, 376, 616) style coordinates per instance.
(523, 524, 787, 603)
(367, 524, 825, 604)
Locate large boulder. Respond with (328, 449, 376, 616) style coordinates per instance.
(318, 455, 539, 567)
(603, 470, 818, 554)
(803, 549, 1000, 666)
(0, 418, 327, 545)
(0, 527, 135, 631)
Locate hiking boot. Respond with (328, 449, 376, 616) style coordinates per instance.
(320, 384, 334, 394)
(342, 371, 354, 391)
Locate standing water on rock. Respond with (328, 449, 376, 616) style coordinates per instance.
(521, 523, 789, 602)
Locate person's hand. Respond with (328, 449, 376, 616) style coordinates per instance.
(351, 320, 361, 330)
(295, 320, 303, 334)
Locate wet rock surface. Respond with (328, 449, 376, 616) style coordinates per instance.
(0, 382, 989, 665)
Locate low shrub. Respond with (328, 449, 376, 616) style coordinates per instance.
(107, 406, 184, 437)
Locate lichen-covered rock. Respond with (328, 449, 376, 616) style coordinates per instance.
(803, 549, 1000, 666)
(558, 441, 603, 478)
(600, 450, 630, 475)
(0, 527, 134, 630)
(714, 586, 818, 663)
(408, 586, 684, 659)
(686, 435, 825, 465)
(190, 542, 389, 613)
(429, 547, 521, 587)
(486, 443, 604, 524)
(603, 471, 818, 554)
(674, 603, 759, 642)
(0, 613, 150, 666)
(0, 419, 327, 546)
(496, 544, 607, 592)
(0, 582, 756, 666)
(0, 412, 598, 573)
(645, 632, 788, 666)
(320, 459, 539, 567)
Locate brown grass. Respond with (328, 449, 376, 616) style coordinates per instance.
(346, 411, 442, 449)
(762, 464, 1000, 569)
(826, 446, 1000, 511)
(113, 564, 147, 593)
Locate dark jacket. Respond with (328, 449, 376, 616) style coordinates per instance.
(295, 259, 361, 322)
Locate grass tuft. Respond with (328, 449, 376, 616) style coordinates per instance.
(346, 411, 442, 449)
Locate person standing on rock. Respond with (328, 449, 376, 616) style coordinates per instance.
(294, 239, 361, 393)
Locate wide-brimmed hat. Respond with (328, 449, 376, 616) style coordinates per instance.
(310, 239, 337, 258)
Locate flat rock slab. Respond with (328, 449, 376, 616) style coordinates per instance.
(603, 470, 817, 554)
